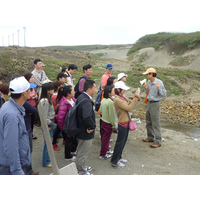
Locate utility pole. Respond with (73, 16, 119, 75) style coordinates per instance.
(2, 37, 4, 47)
(12, 32, 14, 46)
(22, 26, 26, 47)
(8, 35, 10, 46)
(17, 29, 19, 46)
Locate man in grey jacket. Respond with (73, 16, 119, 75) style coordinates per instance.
(142, 68, 167, 148)
(0, 77, 35, 175)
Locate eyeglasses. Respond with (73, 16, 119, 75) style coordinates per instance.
(146, 73, 151, 75)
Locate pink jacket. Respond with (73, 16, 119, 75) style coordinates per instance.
(57, 97, 76, 130)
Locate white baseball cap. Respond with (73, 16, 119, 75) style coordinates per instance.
(117, 73, 128, 81)
(9, 76, 36, 94)
(114, 81, 130, 90)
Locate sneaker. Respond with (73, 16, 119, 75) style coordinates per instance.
(150, 143, 161, 148)
(85, 166, 92, 172)
(109, 139, 113, 143)
(111, 161, 125, 168)
(52, 144, 60, 151)
(65, 156, 76, 162)
(72, 151, 77, 156)
(119, 159, 128, 164)
(143, 138, 155, 142)
(99, 154, 112, 159)
(107, 150, 113, 154)
(78, 172, 93, 175)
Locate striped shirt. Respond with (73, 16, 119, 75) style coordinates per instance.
(146, 78, 167, 101)
(32, 69, 48, 95)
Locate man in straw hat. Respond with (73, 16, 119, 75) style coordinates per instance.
(142, 68, 167, 148)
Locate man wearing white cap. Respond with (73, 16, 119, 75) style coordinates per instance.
(142, 68, 167, 148)
(0, 77, 36, 175)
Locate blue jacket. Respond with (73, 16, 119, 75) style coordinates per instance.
(0, 98, 31, 175)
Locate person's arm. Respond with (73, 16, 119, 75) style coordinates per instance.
(100, 75, 107, 90)
(3, 115, 24, 175)
(81, 101, 96, 130)
(42, 99, 55, 127)
(108, 101, 116, 128)
(157, 81, 167, 97)
(114, 96, 138, 112)
(23, 101, 38, 115)
(79, 78, 86, 94)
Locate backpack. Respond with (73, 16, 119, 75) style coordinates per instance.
(74, 76, 88, 99)
(95, 89, 103, 111)
(63, 98, 87, 137)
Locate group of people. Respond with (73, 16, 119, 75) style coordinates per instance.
(0, 59, 167, 175)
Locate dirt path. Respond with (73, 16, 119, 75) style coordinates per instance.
(31, 113, 200, 175)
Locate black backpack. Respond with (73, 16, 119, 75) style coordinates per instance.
(74, 76, 88, 99)
(63, 98, 87, 137)
(95, 89, 103, 111)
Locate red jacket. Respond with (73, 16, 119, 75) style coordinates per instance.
(57, 97, 76, 130)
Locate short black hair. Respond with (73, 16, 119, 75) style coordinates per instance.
(34, 59, 41, 65)
(10, 92, 22, 99)
(104, 85, 114, 99)
(83, 64, 92, 72)
(62, 68, 67, 73)
(83, 80, 95, 92)
(107, 77, 116, 86)
(68, 64, 78, 71)
(57, 72, 67, 81)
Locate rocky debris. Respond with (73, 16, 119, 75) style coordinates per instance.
(132, 100, 200, 126)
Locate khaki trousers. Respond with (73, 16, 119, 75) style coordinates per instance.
(146, 101, 162, 144)
(76, 138, 93, 175)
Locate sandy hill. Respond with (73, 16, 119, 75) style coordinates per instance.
(130, 46, 200, 71)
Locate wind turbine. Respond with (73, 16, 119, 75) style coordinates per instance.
(17, 29, 20, 46)
(8, 35, 10, 46)
(22, 26, 26, 47)
(12, 32, 14, 46)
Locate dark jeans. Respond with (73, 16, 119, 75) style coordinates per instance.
(0, 164, 33, 175)
(111, 124, 129, 165)
(27, 129, 33, 153)
(52, 126, 65, 145)
(65, 134, 78, 159)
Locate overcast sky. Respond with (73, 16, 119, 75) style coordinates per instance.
(0, 0, 199, 47)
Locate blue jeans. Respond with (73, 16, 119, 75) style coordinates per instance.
(42, 126, 57, 166)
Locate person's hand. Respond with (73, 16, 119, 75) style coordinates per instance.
(87, 129, 94, 134)
(112, 128, 116, 132)
(155, 83, 160, 90)
(135, 88, 140, 97)
(72, 78, 76, 82)
(144, 82, 148, 90)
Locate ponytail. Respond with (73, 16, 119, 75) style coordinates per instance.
(56, 86, 64, 102)
(56, 85, 73, 102)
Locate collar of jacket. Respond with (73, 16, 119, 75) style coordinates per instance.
(10, 97, 25, 117)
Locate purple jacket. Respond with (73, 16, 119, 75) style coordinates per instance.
(57, 97, 76, 130)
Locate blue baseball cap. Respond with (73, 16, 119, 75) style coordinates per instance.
(106, 64, 113, 69)
(30, 83, 37, 89)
